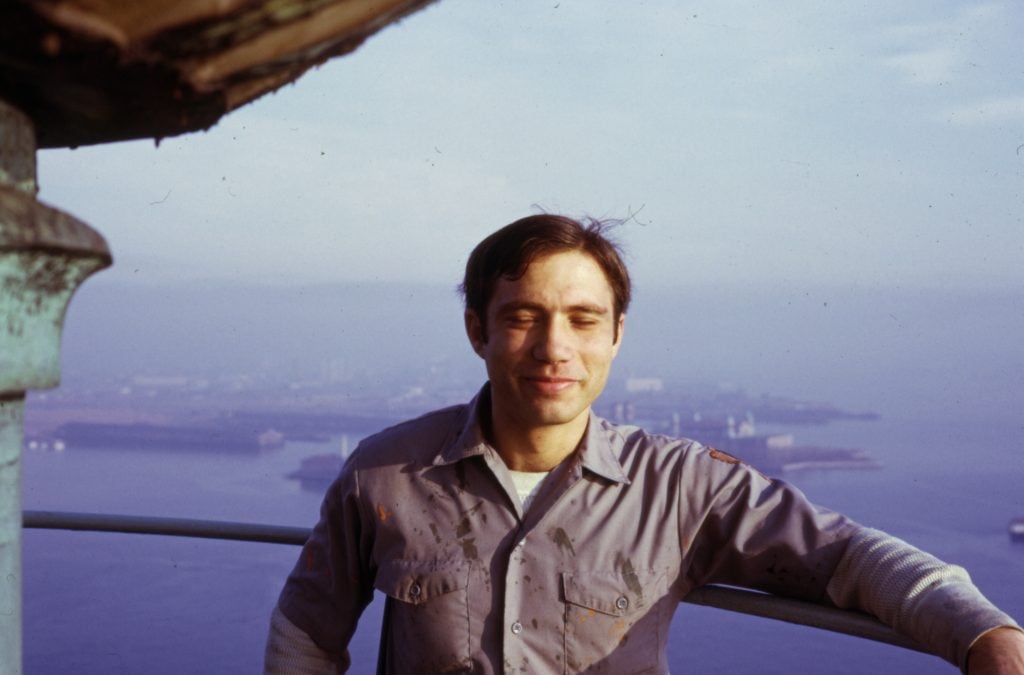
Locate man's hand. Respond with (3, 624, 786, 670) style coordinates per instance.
(967, 627, 1024, 674)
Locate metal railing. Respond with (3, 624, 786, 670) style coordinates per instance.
(24, 510, 309, 545)
(22, 509, 929, 655)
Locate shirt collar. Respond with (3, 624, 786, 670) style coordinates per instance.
(434, 383, 631, 485)
(578, 413, 631, 485)
(433, 384, 493, 467)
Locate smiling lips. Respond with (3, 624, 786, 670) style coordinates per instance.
(524, 376, 579, 395)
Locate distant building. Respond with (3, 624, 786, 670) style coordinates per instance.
(625, 377, 664, 393)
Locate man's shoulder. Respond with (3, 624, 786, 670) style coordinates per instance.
(594, 416, 698, 454)
(347, 403, 469, 466)
(593, 416, 759, 476)
(593, 416, 694, 466)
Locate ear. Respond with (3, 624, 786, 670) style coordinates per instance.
(465, 310, 487, 358)
(611, 314, 625, 356)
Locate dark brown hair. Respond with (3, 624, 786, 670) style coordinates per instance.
(460, 214, 631, 337)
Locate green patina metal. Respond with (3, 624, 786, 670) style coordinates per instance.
(0, 99, 110, 675)
(0, 186, 112, 392)
(0, 250, 111, 391)
(0, 395, 25, 673)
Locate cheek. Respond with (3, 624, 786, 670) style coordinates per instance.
(481, 339, 522, 369)
(492, 331, 530, 354)
(584, 349, 618, 373)
(581, 334, 618, 356)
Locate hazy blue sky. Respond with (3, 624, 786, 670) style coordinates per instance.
(35, 1, 1023, 292)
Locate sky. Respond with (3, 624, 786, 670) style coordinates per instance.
(34, 0, 1024, 293)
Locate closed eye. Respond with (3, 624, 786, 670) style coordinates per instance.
(570, 314, 602, 328)
(505, 313, 538, 327)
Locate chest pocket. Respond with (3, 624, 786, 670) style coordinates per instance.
(374, 558, 471, 674)
(562, 570, 663, 674)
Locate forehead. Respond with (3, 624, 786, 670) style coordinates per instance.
(489, 250, 615, 311)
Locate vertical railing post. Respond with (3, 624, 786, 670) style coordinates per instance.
(0, 100, 111, 675)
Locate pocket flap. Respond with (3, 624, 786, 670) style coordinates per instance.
(374, 559, 467, 605)
(562, 570, 654, 616)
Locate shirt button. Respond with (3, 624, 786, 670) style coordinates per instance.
(615, 596, 629, 610)
(409, 583, 422, 598)
(510, 621, 523, 635)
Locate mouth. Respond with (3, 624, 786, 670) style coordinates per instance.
(524, 376, 578, 395)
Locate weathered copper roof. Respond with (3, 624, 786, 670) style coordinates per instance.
(0, 0, 436, 148)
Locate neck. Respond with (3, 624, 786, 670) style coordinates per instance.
(487, 407, 589, 472)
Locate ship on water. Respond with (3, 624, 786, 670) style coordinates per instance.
(288, 435, 351, 490)
(620, 407, 881, 475)
(1011, 517, 1024, 544)
(52, 421, 285, 452)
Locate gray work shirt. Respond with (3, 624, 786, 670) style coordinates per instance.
(278, 386, 860, 673)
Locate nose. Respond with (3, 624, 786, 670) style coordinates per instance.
(532, 317, 573, 363)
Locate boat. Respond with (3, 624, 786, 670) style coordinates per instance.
(55, 421, 284, 453)
(1010, 517, 1024, 543)
(287, 453, 345, 489)
(257, 429, 285, 449)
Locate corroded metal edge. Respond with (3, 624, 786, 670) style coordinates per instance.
(0, 185, 111, 262)
(0, 102, 36, 194)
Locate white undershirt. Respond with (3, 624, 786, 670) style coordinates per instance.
(508, 469, 550, 511)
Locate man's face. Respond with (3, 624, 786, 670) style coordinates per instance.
(465, 250, 624, 435)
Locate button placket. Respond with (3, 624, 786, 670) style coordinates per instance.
(503, 534, 529, 663)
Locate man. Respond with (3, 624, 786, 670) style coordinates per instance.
(266, 214, 1023, 673)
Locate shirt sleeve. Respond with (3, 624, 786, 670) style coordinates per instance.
(264, 605, 343, 674)
(683, 455, 856, 603)
(274, 456, 376, 670)
(684, 453, 1020, 670)
(826, 527, 1022, 671)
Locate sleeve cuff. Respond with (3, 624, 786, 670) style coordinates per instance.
(826, 527, 1020, 668)
(264, 604, 344, 674)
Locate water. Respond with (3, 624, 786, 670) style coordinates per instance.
(21, 416, 1023, 673)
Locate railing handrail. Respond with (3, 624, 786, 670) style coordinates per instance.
(23, 509, 309, 545)
(22, 509, 929, 655)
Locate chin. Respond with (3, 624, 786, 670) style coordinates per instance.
(531, 404, 589, 427)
